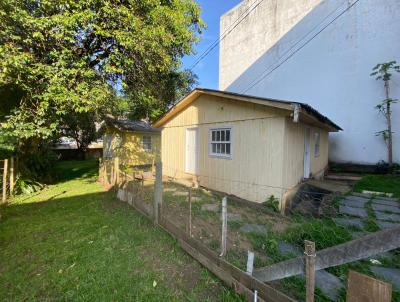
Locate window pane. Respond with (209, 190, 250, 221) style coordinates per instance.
(221, 143, 225, 154)
(216, 143, 221, 154)
(221, 130, 225, 141)
(226, 130, 230, 141)
(226, 143, 231, 155)
(216, 131, 220, 141)
(212, 143, 216, 153)
(142, 136, 152, 151)
(212, 131, 216, 141)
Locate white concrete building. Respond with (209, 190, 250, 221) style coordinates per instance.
(220, 0, 400, 164)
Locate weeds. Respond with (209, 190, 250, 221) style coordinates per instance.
(263, 195, 280, 212)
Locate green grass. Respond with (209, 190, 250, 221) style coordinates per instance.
(0, 160, 242, 301)
(353, 175, 400, 198)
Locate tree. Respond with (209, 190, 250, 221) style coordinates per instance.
(371, 61, 400, 167)
(128, 69, 198, 121)
(60, 111, 98, 159)
(0, 0, 204, 143)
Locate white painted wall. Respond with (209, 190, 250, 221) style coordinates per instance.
(220, 0, 400, 164)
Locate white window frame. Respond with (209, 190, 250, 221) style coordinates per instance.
(209, 128, 232, 159)
(142, 135, 152, 152)
(314, 131, 320, 157)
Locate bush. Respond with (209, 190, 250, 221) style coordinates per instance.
(263, 195, 280, 212)
(18, 145, 58, 183)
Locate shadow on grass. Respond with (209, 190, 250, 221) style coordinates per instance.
(1, 186, 242, 301)
(52, 159, 99, 182)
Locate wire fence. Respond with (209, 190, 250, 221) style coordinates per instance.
(99, 157, 400, 302)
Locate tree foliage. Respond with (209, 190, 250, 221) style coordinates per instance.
(0, 0, 204, 141)
(60, 111, 98, 154)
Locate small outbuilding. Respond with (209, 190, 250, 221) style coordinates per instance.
(154, 88, 341, 209)
(103, 116, 161, 171)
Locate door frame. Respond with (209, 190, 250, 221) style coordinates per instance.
(185, 127, 199, 174)
(303, 127, 311, 179)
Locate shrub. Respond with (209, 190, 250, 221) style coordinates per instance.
(263, 195, 280, 212)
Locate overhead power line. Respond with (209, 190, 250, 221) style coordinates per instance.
(242, 0, 360, 94)
(189, 0, 265, 71)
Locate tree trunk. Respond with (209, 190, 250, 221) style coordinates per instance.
(385, 81, 393, 167)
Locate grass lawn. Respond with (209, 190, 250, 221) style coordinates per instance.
(353, 174, 400, 198)
(0, 160, 242, 301)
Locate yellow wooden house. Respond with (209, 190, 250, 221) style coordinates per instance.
(103, 116, 161, 171)
(154, 88, 341, 209)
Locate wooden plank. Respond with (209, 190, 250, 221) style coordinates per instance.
(305, 241, 315, 302)
(179, 239, 266, 302)
(220, 196, 227, 257)
(9, 157, 14, 194)
(188, 187, 192, 237)
(159, 217, 295, 302)
(246, 251, 254, 275)
(154, 162, 162, 224)
(254, 226, 400, 282)
(123, 187, 294, 302)
(2, 159, 8, 203)
(346, 270, 392, 302)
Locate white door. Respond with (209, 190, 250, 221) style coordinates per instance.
(185, 128, 199, 174)
(303, 127, 311, 179)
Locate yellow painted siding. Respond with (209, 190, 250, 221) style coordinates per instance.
(161, 95, 289, 203)
(282, 118, 329, 190)
(106, 129, 160, 168)
(310, 127, 329, 177)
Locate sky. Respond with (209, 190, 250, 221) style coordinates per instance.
(181, 0, 242, 90)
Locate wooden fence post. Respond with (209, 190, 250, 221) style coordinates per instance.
(2, 159, 8, 203)
(9, 157, 14, 194)
(154, 162, 163, 224)
(131, 173, 136, 206)
(220, 196, 227, 257)
(110, 163, 114, 186)
(98, 158, 102, 183)
(114, 157, 120, 185)
(188, 187, 192, 237)
(305, 240, 316, 302)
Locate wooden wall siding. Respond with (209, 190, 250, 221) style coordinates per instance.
(161, 94, 330, 203)
(107, 129, 161, 168)
(310, 127, 329, 177)
(282, 119, 329, 190)
(161, 95, 289, 203)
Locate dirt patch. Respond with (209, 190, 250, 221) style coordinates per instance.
(134, 246, 223, 301)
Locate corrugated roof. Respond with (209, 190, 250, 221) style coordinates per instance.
(154, 88, 342, 131)
(106, 115, 160, 133)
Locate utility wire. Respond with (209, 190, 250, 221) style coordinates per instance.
(242, 0, 360, 93)
(189, 0, 265, 71)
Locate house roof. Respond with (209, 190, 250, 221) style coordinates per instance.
(106, 115, 160, 133)
(153, 88, 342, 131)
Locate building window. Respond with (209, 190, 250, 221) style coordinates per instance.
(314, 131, 320, 157)
(142, 135, 152, 152)
(210, 128, 231, 158)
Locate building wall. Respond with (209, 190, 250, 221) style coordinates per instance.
(219, 0, 400, 164)
(104, 129, 160, 168)
(282, 119, 329, 190)
(161, 94, 329, 204)
(219, 0, 321, 90)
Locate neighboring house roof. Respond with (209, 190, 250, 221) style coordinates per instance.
(153, 88, 342, 131)
(106, 115, 160, 133)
